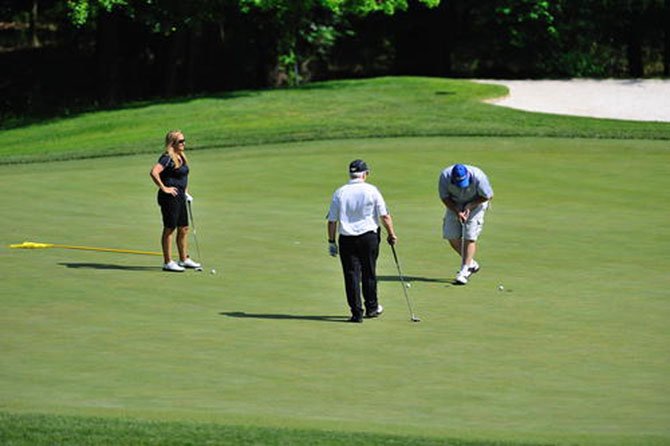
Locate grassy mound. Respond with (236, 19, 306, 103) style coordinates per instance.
(1, 77, 669, 164)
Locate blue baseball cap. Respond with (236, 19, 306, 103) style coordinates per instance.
(451, 164, 470, 188)
(349, 159, 369, 173)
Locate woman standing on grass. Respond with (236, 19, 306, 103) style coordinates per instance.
(149, 130, 201, 272)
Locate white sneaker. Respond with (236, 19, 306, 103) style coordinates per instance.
(163, 260, 185, 272)
(455, 265, 471, 285)
(469, 260, 480, 274)
(178, 258, 201, 269)
(366, 304, 383, 318)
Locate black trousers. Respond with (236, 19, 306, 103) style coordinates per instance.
(338, 231, 380, 318)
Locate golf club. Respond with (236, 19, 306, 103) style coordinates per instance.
(460, 220, 466, 267)
(186, 200, 204, 272)
(390, 244, 420, 323)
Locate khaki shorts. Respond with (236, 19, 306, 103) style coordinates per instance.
(442, 203, 488, 240)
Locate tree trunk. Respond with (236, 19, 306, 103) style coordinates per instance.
(626, 38, 643, 77)
(665, 0, 670, 76)
(96, 12, 121, 106)
(626, 10, 644, 77)
(186, 25, 203, 94)
(30, 0, 40, 48)
(165, 31, 187, 96)
(436, 0, 460, 76)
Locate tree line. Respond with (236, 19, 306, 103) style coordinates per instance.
(1, 0, 668, 123)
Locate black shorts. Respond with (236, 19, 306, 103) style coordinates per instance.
(157, 193, 188, 229)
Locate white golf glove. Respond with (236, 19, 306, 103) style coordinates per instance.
(328, 242, 338, 257)
(185, 192, 194, 203)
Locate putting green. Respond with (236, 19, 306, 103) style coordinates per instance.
(1, 136, 669, 445)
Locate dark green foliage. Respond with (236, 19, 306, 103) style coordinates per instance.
(0, 412, 544, 446)
(1, 0, 667, 122)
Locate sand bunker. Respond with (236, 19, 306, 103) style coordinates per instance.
(475, 79, 670, 122)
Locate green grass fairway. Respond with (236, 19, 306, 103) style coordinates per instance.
(2, 135, 669, 445)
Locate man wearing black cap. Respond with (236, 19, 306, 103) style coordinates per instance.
(438, 163, 494, 285)
(327, 159, 398, 323)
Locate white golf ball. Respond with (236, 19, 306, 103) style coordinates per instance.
(405, 283, 411, 288)
(210, 269, 216, 275)
(497, 284, 505, 291)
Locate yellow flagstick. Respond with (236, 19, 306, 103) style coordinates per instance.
(9, 241, 161, 256)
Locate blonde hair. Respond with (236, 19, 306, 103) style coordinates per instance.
(164, 130, 188, 168)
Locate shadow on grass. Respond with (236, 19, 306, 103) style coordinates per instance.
(59, 262, 159, 271)
(220, 311, 350, 323)
(2, 90, 259, 131)
(377, 275, 452, 284)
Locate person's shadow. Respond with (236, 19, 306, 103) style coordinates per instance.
(377, 275, 452, 284)
(219, 312, 350, 323)
(59, 262, 159, 271)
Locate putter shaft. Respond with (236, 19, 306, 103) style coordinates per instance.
(390, 244, 420, 322)
(187, 201, 204, 267)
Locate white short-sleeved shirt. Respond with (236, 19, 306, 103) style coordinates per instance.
(438, 164, 493, 205)
(327, 179, 389, 236)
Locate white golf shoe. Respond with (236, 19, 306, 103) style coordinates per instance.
(178, 258, 201, 269)
(455, 265, 471, 285)
(468, 260, 480, 274)
(163, 260, 185, 272)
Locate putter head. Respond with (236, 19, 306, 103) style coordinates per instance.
(195, 267, 203, 272)
(411, 317, 421, 322)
